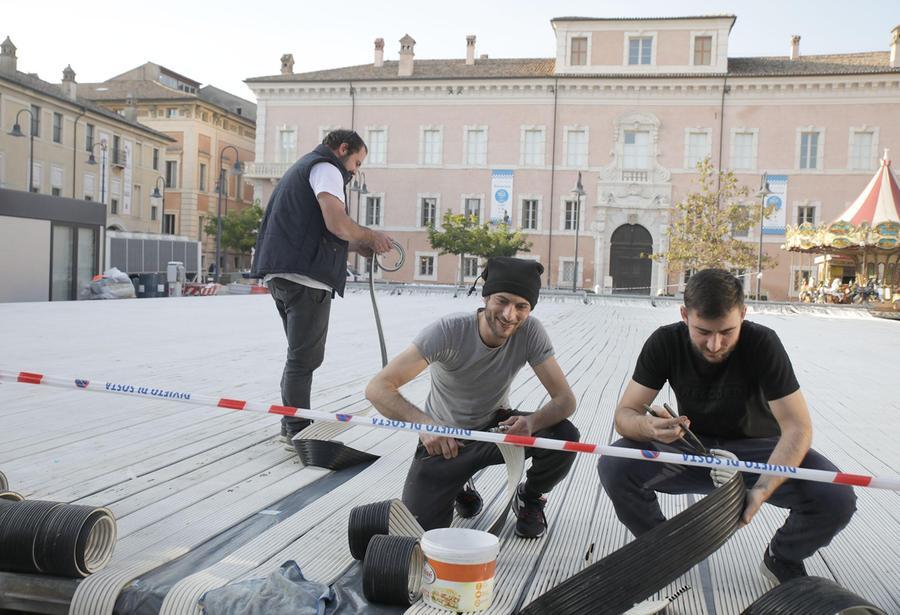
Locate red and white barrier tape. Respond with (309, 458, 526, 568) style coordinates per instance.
(2, 369, 898, 491)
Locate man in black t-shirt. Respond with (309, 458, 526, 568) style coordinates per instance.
(598, 269, 856, 585)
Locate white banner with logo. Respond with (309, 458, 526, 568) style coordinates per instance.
(490, 169, 514, 225)
(763, 174, 787, 235)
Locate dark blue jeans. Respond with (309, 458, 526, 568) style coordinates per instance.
(597, 436, 856, 563)
(268, 278, 332, 434)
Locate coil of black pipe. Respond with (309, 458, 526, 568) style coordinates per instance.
(348, 499, 395, 560)
(741, 576, 887, 614)
(362, 535, 424, 606)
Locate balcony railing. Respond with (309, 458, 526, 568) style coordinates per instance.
(243, 161, 292, 179)
(111, 148, 127, 167)
(621, 170, 649, 183)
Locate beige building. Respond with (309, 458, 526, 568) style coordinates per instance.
(80, 63, 257, 275)
(0, 36, 172, 233)
(246, 16, 900, 301)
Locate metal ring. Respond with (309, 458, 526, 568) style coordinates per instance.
(375, 240, 405, 272)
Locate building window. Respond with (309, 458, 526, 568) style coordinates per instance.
(800, 131, 820, 169)
(523, 129, 544, 167)
(52, 187, 62, 196)
(561, 260, 577, 284)
(570, 37, 588, 66)
(732, 131, 755, 169)
(199, 163, 207, 191)
(152, 148, 159, 171)
(564, 199, 580, 231)
(112, 135, 123, 165)
(151, 205, 158, 221)
(565, 129, 587, 167)
(30, 162, 41, 192)
(165, 161, 177, 188)
(694, 36, 712, 65)
(686, 131, 710, 168)
(30, 104, 41, 137)
(365, 195, 382, 226)
(422, 129, 442, 165)
(52, 112, 63, 144)
(464, 197, 481, 223)
(624, 130, 650, 169)
(85, 123, 95, 152)
(110, 198, 119, 215)
(367, 129, 386, 164)
(418, 255, 435, 277)
(465, 128, 487, 166)
(166, 108, 178, 118)
(278, 129, 296, 162)
(628, 37, 652, 65)
(732, 206, 749, 238)
(521, 199, 538, 230)
(463, 256, 480, 278)
(163, 214, 176, 234)
(420, 197, 437, 227)
(849, 131, 874, 170)
(796, 205, 816, 226)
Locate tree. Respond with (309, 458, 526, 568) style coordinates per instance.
(428, 211, 531, 286)
(203, 201, 264, 256)
(652, 158, 776, 279)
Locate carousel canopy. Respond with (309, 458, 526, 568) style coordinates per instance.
(835, 149, 900, 226)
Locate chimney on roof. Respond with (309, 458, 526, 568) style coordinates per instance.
(891, 25, 900, 69)
(123, 93, 137, 122)
(0, 36, 17, 74)
(480, 54, 489, 60)
(466, 35, 476, 66)
(61, 64, 77, 100)
(790, 35, 801, 61)
(398, 34, 415, 77)
(280, 53, 294, 75)
(374, 38, 384, 67)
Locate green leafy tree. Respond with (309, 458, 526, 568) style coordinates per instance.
(652, 158, 776, 280)
(203, 202, 264, 255)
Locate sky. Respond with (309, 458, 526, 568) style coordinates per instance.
(3, 0, 899, 103)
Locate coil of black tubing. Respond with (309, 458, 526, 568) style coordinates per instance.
(348, 499, 396, 560)
(0, 499, 63, 573)
(741, 576, 886, 614)
(362, 535, 424, 606)
(519, 472, 746, 615)
(34, 503, 117, 577)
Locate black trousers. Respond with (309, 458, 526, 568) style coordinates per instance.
(597, 436, 857, 563)
(402, 409, 580, 531)
(268, 278, 332, 433)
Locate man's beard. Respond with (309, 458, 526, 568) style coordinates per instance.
(690, 340, 733, 365)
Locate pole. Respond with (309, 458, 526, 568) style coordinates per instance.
(572, 192, 580, 293)
(756, 172, 768, 300)
(100, 147, 106, 205)
(215, 169, 223, 283)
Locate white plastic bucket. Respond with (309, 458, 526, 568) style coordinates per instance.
(420, 528, 499, 612)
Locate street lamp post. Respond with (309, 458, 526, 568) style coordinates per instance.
(8, 108, 35, 191)
(87, 141, 108, 204)
(349, 171, 368, 273)
(215, 145, 242, 283)
(150, 177, 166, 234)
(571, 171, 586, 293)
(755, 172, 772, 300)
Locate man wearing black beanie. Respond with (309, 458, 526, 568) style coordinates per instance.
(366, 256, 579, 538)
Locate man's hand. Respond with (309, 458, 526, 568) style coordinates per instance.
(420, 434, 463, 459)
(740, 485, 768, 526)
(498, 414, 534, 436)
(354, 245, 374, 258)
(641, 405, 691, 444)
(370, 230, 393, 254)
(709, 448, 739, 487)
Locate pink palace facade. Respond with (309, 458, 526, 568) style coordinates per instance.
(244, 15, 900, 300)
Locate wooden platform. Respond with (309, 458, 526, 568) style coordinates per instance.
(0, 291, 897, 614)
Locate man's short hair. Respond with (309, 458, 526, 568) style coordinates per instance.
(322, 129, 367, 155)
(683, 268, 744, 319)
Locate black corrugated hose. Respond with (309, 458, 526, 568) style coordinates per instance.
(741, 576, 887, 614)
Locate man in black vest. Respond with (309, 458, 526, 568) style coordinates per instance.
(597, 268, 856, 585)
(251, 129, 393, 447)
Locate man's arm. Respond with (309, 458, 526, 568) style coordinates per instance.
(318, 192, 392, 254)
(613, 379, 690, 443)
(365, 345, 462, 460)
(741, 389, 812, 525)
(499, 357, 575, 435)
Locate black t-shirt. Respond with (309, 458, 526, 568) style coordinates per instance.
(632, 320, 800, 439)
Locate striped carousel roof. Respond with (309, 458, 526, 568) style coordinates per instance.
(835, 150, 900, 226)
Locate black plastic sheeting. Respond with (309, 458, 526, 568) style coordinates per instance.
(113, 461, 373, 615)
(741, 575, 887, 614)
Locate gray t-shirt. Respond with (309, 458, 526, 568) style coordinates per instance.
(412, 310, 554, 429)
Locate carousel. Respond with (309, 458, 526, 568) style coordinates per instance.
(785, 150, 900, 306)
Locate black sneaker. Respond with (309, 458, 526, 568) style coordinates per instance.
(760, 546, 807, 584)
(513, 484, 547, 539)
(455, 480, 484, 519)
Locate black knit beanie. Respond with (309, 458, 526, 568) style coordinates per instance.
(480, 257, 544, 309)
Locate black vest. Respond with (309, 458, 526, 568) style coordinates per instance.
(250, 145, 352, 295)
